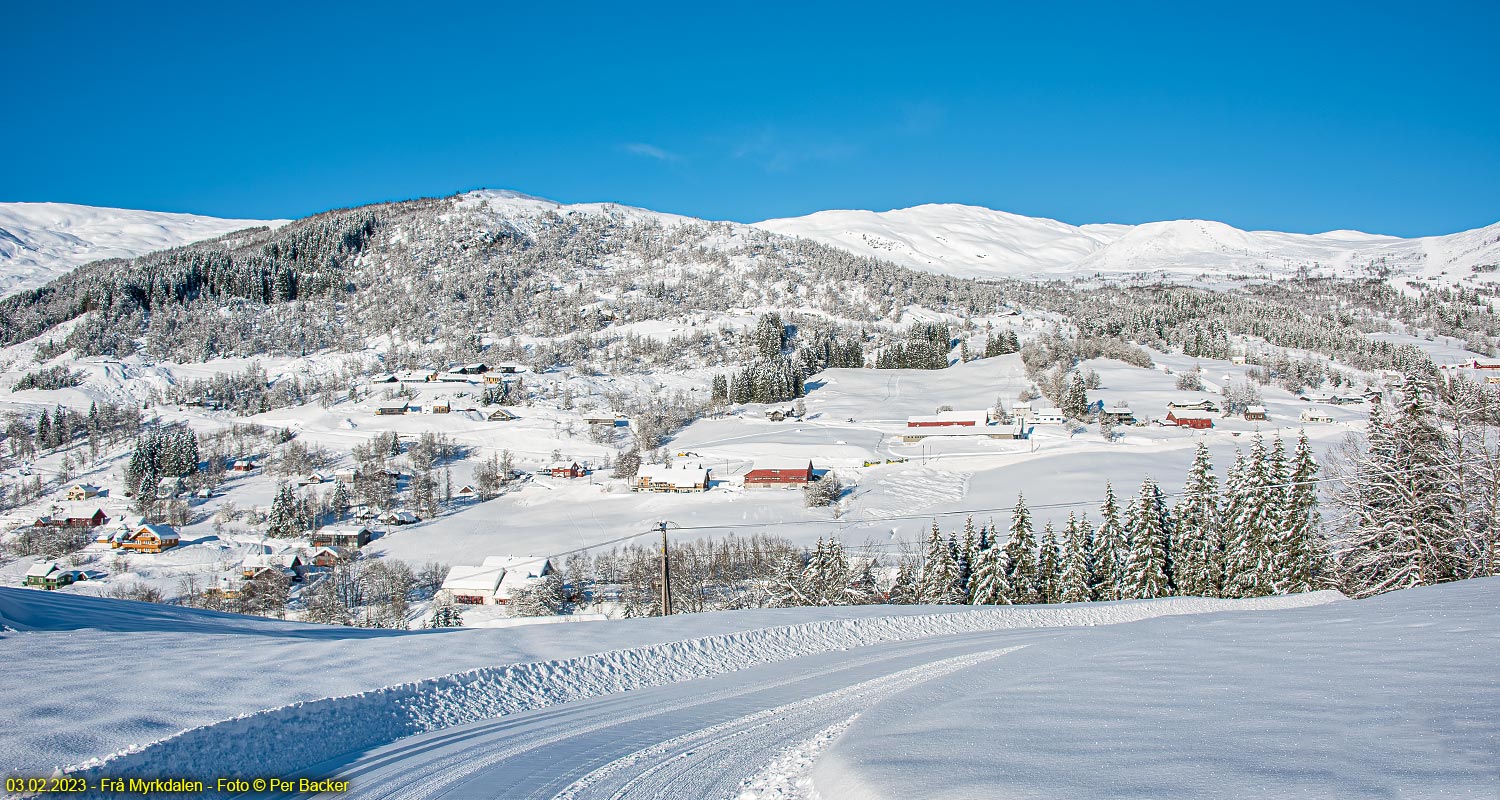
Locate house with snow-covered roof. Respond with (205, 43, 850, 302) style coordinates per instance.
(119, 523, 180, 553)
(744, 460, 815, 489)
(634, 464, 710, 493)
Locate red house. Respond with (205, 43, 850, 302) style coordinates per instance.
(1166, 409, 1214, 429)
(549, 462, 587, 479)
(744, 460, 815, 488)
(35, 509, 109, 529)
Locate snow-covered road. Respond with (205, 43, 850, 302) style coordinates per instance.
(294, 630, 1046, 800)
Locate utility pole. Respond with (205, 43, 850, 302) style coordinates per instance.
(658, 520, 673, 616)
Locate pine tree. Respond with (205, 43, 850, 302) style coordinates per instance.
(958, 516, 979, 593)
(1092, 484, 1127, 600)
(918, 523, 963, 604)
(266, 482, 302, 538)
(1037, 522, 1061, 603)
(1223, 438, 1277, 597)
(1057, 513, 1092, 603)
(427, 594, 465, 628)
(1122, 477, 1173, 598)
(1004, 494, 1040, 603)
(1281, 431, 1328, 593)
(1173, 443, 1223, 597)
(967, 537, 1014, 605)
(771, 551, 810, 607)
(887, 562, 919, 604)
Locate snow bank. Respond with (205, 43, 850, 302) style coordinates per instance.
(811, 579, 1499, 800)
(64, 592, 1338, 784)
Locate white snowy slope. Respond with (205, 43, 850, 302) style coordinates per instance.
(756, 204, 1500, 283)
(814, 578, 1500, 800)
(0, 202, 281, 297)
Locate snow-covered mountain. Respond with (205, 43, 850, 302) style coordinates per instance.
(0, 202, 282, 296)
(755, 204, 1500, 283)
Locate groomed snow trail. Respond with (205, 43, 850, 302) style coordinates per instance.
(298, 632, 1038, 800)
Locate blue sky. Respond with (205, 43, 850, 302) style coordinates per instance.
(5, 1, 1497, 235)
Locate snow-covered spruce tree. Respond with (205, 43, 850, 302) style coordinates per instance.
(427, 592, 465, 628)
(771, 550, 811, 607)
(803, 470, 843, 507)
(1091, 484, 1127, 601)
(1173, 443, 1222, 597)
(510, 573, 566, 617)
(1061, 373, 1090, 421)
(1332, 381, 1464, 597)
(1223, 437, 1277, 597)
(1004, 495, 1041, 603)
(886, 561, 920, 605)
(1280, 431, 1328, 593)
(958, 516, 979, 594)
(1122, 477, 1173, 599)
(967, 535, 1014, 605)
(918, 523, 964, 604)
(266, 482, 303, 538)
(1056, 513, 1092, 603)
(819, 539, 855, 605)
(1037, 522, 1062, 603)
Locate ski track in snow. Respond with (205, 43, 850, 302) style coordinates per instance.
(735, 714, 857, 800)
(858, 468, 970, 519)
(60, 593, 1339, 793)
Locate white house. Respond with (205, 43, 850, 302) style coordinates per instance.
(440, 556, 555, 605)
(1030, 407, 1066, 424)
(1300, 409, 1335, 424)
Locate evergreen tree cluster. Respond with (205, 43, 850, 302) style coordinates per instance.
(875, 322, 953, 370)
(984, 329, 1021, 357)
(124, 426, 202, 496)
(771, 537, 880, 606)
(887, 434, 1329, 605)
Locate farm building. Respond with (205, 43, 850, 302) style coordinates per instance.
(1168, 399, 1220, 413)
(634, 465, 711, 493)
(906, 410, 988, 428)
(744, 460, 816, 489)
(549, 462, 588, 479)
(440, 556, 554, 605)
(583, 412, 626, 426)
(1166, 409, 1215, 430)
(1301, 409, 1335, 424)
(35, 508, 108, 529)
(1245, 405, 1268, 421)
(487, 408, 518, 421)
(119, 524, 180, 553)
(65, 484, 101, 501)
(1030, 407, 1065, 425)
(375, 403, 409, 416)
(378, 509, 420, 525)
(231, 459, 257, 472)
(901, 420, 1026, 442)
(311, 524, 372, 548)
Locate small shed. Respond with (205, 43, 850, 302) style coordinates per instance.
(487, 408, 518, 422)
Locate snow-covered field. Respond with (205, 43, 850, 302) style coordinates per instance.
(3, 579, 1493, 799)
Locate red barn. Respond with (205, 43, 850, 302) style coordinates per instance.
(1166, 409, 1214, 429)
(549, 462, 587, 479)
(906, 410, 987, 428)
(744, 460, 815, 488)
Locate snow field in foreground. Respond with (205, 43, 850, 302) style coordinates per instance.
(811, 579, 1500, 800)
(63, 593, 1338, 784)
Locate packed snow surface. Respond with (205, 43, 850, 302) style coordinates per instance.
(813, 578, 1500, 800)
(0, 202, 280, 296)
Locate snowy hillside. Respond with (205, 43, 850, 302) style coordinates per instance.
(0, 202, 280, 297)
(756, 204, 1500, 284)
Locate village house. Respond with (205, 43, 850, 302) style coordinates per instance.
(374, 403, 409, 416)
(455, 485, 478, 499)
(231, 459, 257, 473)
(634, 464, 711, 493)
(1099, 402, 1136, 425)
(1300, 408, 1335, 424)
(378, 509, 420, 526)
(487, 408, 518, 422)
(395, 369, 438, 383)
(156, 476, 184, 499)
(549, 462, 588, 479)
(311, 524, 372, 548)
(241, 553, 305, 582)
(1165, 409, 1215, 430)
(35, 508, 109, 529)
(583, 412, 624, 426)
(23, 562, 88, 590)
(119, 523, 181, 553)
(1244, 405, 1268, 421)
(65, 484, 101, 501)
(306, 545, 354, 568)
(492, 556, 554, 604)
(766, 410, 787, 422)
(744, 460, 816, 489)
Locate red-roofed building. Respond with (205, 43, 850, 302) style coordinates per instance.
(744, 460, 815, 489)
